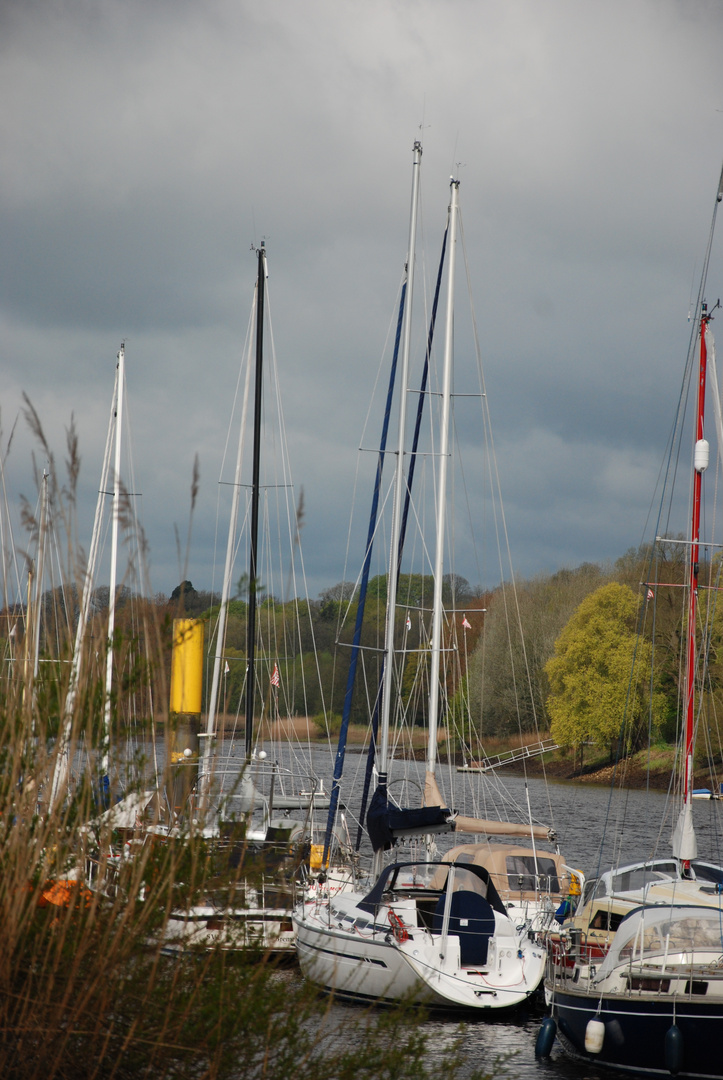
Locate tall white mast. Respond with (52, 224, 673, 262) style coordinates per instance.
(102, 342, 125, 781)
(199, 302, 255, 811)
(32, 469, 49, 687)
(426, 179, 459, 777)
(373, 139, 422, 874)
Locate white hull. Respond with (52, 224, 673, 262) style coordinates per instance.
(294, 860, 546, 1011)
(294, 908, 426, 1004)
(166, 903, 295, 954)
(397, 935, 545, 1010)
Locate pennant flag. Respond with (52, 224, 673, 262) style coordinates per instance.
(270, 662, 280, 687)
(224, 661, 230, 674)
(8, 622, 16, 639)
(462, 615, 472, 629)
(647, 588, 654, 601)
(405, 614, 411, 631)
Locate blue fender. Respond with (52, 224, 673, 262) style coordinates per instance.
(535, 1016, 557, 1058)
(664, 1024, 684, 1075)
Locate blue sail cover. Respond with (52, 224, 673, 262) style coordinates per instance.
(366, 783, 455, 852)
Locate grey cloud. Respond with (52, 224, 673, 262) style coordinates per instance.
(2, 0, 723, 602)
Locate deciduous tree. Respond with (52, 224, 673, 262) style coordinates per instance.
(545, 582, 663, 750)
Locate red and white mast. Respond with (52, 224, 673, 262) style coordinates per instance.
(674, 306, 711, 870)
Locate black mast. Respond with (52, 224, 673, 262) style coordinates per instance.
(245, 241, 266, 758)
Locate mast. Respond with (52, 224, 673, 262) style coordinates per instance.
(426, 178, 459, 779)
(101, 342, 125, 785)
(23, 470, 49, 723)
(372, 140, 422, 875)
(200, 296, 255, 810)
(245, 242, 267, 759)
(354, 221, 449, 853)
(668, 164, 723, 870)
(32, 470, 49, 687)
(198, 245, 266, 818)
(674, 308, 711, 870)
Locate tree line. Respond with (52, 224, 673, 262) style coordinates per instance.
(6, 540, 717, 757)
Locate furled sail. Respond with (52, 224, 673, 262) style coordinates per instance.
(424, 771, 553, 841)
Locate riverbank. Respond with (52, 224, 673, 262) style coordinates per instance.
(219, 716, 723, 793)
(501, 748, 722, 793)
(437, 740, 723, 793)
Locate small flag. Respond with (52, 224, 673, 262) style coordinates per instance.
(647, 588, 654, 601)
(8, 622, 16, 639)
(405, 614, 411, 631)
(224, 661, 230, 674)
(270, 662, 280, 687)
(462, 615, 472, 629)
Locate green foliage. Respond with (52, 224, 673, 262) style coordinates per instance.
(545, 582, 663, 749)
(469, 564, 607, 737)
(315, 711, 342, 736)
(401, 646, 430, 726)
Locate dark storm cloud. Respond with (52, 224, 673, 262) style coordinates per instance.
(2, 0, 723, 599)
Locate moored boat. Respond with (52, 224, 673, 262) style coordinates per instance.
(296, 144, 575, 1009)
(540, 161, 723, 1077)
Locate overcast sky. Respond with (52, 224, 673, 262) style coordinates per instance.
(3, 0, 723, 604)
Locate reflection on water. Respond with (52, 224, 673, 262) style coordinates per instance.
(291, 971, 612, 1080)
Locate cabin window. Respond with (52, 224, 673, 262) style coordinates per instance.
(611, 867, 675, 893)
(627, 976, 671, 993)
(589, 909, 626, 932)
(618, 915, 723, 963)
(505, 856, 559, 892)
(448, 867, 490, 897)
(692, 862, 723, 885)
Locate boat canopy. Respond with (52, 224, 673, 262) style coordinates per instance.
(594, 904, 723, 981)
(357, 859, 507, 918)
(431, 842, 569, 900)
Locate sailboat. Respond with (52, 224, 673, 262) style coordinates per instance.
(294, 150, 561, 1010)
(540, 164, 723, 1077)
(50, 342, 156, 815)
(163, 243, 339, 953)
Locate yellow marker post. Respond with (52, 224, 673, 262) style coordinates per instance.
(169, 618, 204, 814)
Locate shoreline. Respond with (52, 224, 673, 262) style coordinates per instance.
(212, 716, 722, 794)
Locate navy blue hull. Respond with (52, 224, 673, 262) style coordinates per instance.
(550, 986, 723, 1078)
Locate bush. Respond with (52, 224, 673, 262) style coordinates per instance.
(312, 712, 343, 738)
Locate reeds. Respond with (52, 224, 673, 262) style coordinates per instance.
(0, 423, 488, 1080)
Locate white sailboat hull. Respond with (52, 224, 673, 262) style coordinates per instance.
(397, 935, 545, 1010)
(294, 907, 428, 1004)
(294, 874, 546, 1011)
